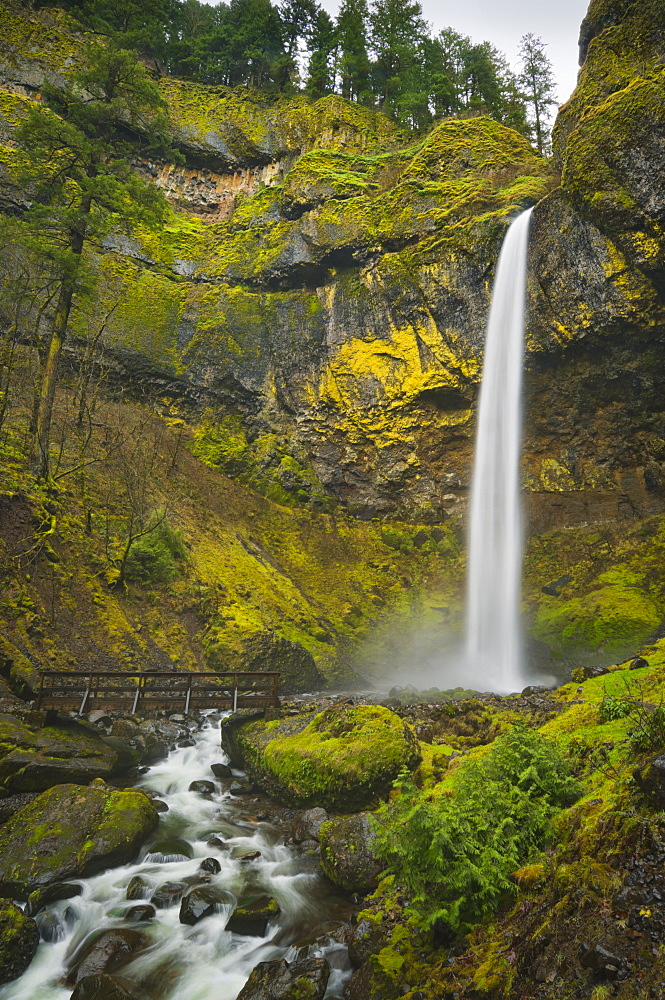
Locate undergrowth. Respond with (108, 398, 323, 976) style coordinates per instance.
(373, 725, 581, 935)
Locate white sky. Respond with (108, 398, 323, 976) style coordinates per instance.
(317, 0, 591, 105)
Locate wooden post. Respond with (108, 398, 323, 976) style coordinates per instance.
(184, 674, 193, 714)
(78, 675, 92, 716)
(232, 674, 238, 713)
(36, 672, 45, 710)
(131, 675, 142, 715)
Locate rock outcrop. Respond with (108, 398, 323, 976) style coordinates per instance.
(0, 783, 158, 898)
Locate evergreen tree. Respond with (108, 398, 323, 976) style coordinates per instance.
(280, 0, 318, 60)
(35, 0, 176, 60)
(368, 0, 428, 118)
(12, 43, 177, 478)
(335, 0, 370, 102)
(306, 7, 337, 99)
(518, 33, 557, 155)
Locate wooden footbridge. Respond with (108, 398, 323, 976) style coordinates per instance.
(35, 670, 280, 716)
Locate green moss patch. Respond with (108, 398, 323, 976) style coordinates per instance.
(236, 703, 422, 810)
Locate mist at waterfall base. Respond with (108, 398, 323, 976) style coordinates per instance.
(369, 208, 556, 697)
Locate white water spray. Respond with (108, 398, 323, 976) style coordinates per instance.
(465, 208, 533, 693)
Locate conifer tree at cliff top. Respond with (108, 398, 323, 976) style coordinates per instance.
(12, 42, 177, 480)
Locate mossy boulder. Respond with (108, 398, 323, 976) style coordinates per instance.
(234, 703, 421, 811)
(0, 899, 38, 984)
(319, 812, 383, 893)
(0, 783, 158, 899)
(0, 714, 119, 794)
(236, 957, 330, 1000)
(240, 633, 325, 693)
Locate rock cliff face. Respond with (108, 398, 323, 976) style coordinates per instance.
(0, 2, 663, 529)
(1, 0, 665, 672)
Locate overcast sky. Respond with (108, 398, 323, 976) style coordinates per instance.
(316, 0, 591, 106)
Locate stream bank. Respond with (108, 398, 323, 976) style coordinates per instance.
(0, 712, 357, 1000)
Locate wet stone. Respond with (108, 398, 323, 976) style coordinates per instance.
(234, 849, 261, 862)
(189, 780, 215, 795)
(207, 837, 229, 850)
(292, 807, 327, 843)
(236, 956, 330, 1000)
(150, 881, 188, 909)
(26, 881, 82, 917)
(35, 910, 66, 942)
(67, 928, 150, 985)
(125, 876, 151, 901)
(227, 894, 280, 936)
(179, 887, 235, 926)
(152, 800, 169, 813)
(229, 781, 253, 796)
(145, 838, 192, 862)
(198, 857, 221, 875)
(178, 739, 196, 748)
(123, 905, 155, 923)
(211, 763, 233, 779)
(70, 973, 151, 999)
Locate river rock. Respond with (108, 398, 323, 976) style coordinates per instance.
(145, 838, 193, 861)
(0, 784, 158, 899)
(227, 894, 280, 936)
(198, 857, 221, 874)
(230, 703, 421, 811)
(0, 714, 119, 795)
(188, 780, 215, 795)
(67, 928, 150, 985)
(0, 792, 39, 825)
(236, 956, 329, 1000)
(150, 881, 188, 909)
(0, 899, 39, 984)
(211, 762, 232, 778)
(70, 973, 151, 999)
(179, 887, 235, 925)
(291, 807, 328, 843)
(35, 909, 66, 942)
(126, 876, 151, 901)
(629, 657, 649, 670)
(123, 905, 155, 922)
(319, 813, 382, 893)
(26, 881, 82, 916)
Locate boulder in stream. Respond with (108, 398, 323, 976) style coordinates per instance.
(236, 956, 330, 1000)
(319, 812, 383, 893)
(227, 894, 280, 936)
(0, 899, 38, 985)
(67, 928, 150, 985)
(0, 784, 158, 899)
(70, 973, 151, 1000)
(179, 887, 235, 925)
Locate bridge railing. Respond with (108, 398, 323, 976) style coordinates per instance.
(35, 670, 280, 715)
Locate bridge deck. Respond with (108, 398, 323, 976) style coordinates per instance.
(36, 670, 280, 715)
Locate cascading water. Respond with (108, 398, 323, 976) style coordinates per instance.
(0, 716, 353, 1000)
(465, 208, 533, 694)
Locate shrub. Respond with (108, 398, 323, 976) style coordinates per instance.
(125, 512, 186, 585)
(372, 725, 580, 935)
(598, 692, 633, 723)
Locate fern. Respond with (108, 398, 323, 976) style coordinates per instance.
(373, 725, 580, 934)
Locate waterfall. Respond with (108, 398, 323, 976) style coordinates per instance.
(465, 208, 533, 693)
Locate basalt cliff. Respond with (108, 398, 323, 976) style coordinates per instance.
(0, 0, 664, 688)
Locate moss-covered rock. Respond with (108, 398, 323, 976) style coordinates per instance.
(236, 956, 330, 1000)
(0, 714, 118, 794)
(234, 703, 421, 810)
(0, 899, 38, 985)
(0, 783, 158, 899)
(319, 812, 383, 893)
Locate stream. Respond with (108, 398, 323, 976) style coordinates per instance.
(0, 713, 354, 1000)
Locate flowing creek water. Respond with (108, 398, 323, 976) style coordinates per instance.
(0, 714, 354, 1000)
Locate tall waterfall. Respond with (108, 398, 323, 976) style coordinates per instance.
(465, 208, 533, 693)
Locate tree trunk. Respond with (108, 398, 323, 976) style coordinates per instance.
(30, 196, 91, 479)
